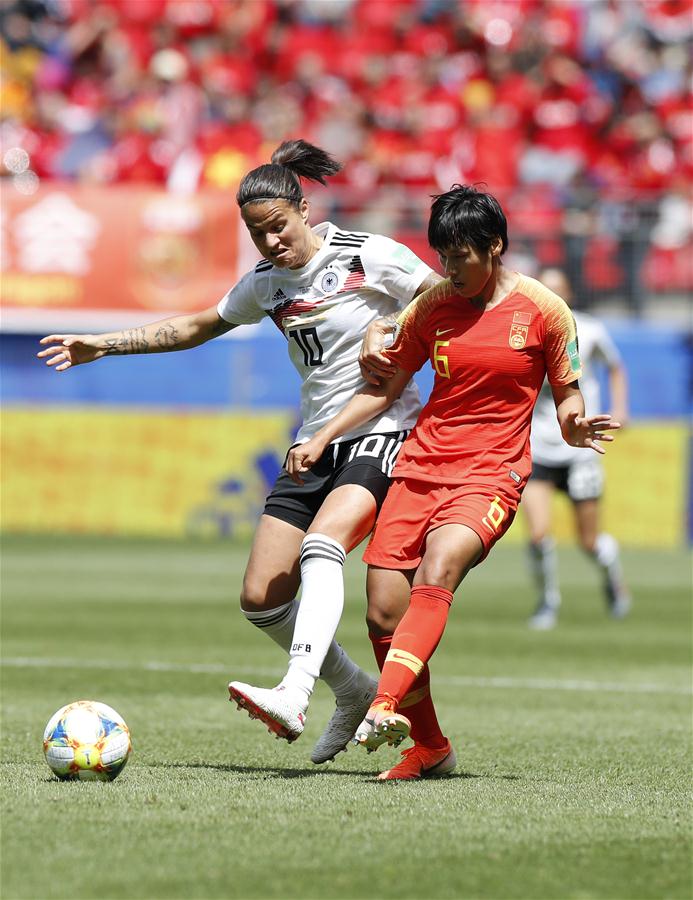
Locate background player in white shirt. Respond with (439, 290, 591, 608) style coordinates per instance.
(523, 268, 630, 630)
(38, 140, 441, 762)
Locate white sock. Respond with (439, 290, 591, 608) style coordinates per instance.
(592, 532, 622, 582)
(279, 533, 346, 703)
(528, 538, 561, 610)
(243, 600, 361, 700)
(320, 643, 363, 701)
(242, 600, 297, 653)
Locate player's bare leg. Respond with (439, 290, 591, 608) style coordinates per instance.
(241, 514, 303, 614)
(366, 566, 413, 637)
(522, 479, 561, 629)
(413, 522, 482, 589)
(574, 499, 630, 618)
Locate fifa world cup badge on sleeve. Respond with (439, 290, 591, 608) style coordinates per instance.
(566, 338, 581, 373)
(509, 311, 532, 350)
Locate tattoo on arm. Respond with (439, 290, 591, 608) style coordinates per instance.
(104, 328, 149, 355)
(382, 314, 401, 344)
(128, 328, 148, 353)
(154, 323, 179, 348)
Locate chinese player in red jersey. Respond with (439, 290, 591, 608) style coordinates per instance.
(286, 185, 621, 779)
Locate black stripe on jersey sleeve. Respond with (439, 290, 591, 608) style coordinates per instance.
(329, 230, 368, 248)
(255, 259, 274, 272)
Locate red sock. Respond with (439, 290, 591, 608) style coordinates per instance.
(369, 631, 446, 749)
(369, 632, 391, 673)
(372, 584, 453, 709)
(399, 664, 447, 749)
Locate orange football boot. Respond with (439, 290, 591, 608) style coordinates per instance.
(377, 739, 457, 781)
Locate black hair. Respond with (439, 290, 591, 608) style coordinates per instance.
(236, 140, 342, 208)
(428, 184, 508, 255)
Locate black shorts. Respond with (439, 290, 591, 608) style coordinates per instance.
(530, 458, 604, 502)
(264, 430, 408, 532)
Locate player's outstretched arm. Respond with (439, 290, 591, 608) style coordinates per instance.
(552, 382, 621, 455)
(286, 367, 411, 485)
(37, 306, 237, 372)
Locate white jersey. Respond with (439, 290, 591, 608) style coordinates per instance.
(531, 311, 622, 466)
(217, 222, 433, 444)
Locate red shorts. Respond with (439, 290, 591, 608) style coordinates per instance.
(363, 476, 523, 570)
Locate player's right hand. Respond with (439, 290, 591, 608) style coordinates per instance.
(359, 319, 397, 385)
(285, 438, 326, 486)
(37, 335, 102, 371)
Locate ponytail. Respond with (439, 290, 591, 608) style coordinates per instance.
(236, 140, 342, 208)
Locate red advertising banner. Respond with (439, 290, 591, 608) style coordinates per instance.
(1, 183, 243, 329)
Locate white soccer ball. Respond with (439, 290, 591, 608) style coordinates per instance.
(43, 700, 132, 781)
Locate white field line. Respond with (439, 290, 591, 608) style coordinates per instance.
(2, 657, 690, 697)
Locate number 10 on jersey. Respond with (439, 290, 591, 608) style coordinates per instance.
(290, 327, 324, 367)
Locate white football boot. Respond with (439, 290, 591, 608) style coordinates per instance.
(353, 701, 411, 753)
(528, 602, 558, 630)
(311, 673, 378, 764)
(228, 682, 306, 742)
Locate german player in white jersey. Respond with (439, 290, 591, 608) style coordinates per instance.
(37, 140, 441, 762)
(218, 221, 424, 446)
(523, 268, 630, 630)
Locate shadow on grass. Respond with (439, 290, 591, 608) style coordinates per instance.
(153, 761, 521, 782)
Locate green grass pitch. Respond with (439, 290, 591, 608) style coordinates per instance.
(1, 534, 691, 899)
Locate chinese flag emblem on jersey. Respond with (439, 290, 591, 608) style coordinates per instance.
(509, 311, 532, 349)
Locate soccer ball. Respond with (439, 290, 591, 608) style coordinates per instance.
(43, 700, 131, 781)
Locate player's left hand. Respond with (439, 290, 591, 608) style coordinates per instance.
(286, 438, 327, 485)
(562, 412, 621, 454)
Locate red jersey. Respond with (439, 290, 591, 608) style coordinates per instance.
(387, 274, 582, 485)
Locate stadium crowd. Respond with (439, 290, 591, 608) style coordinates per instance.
(2, 0, 691, 308)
